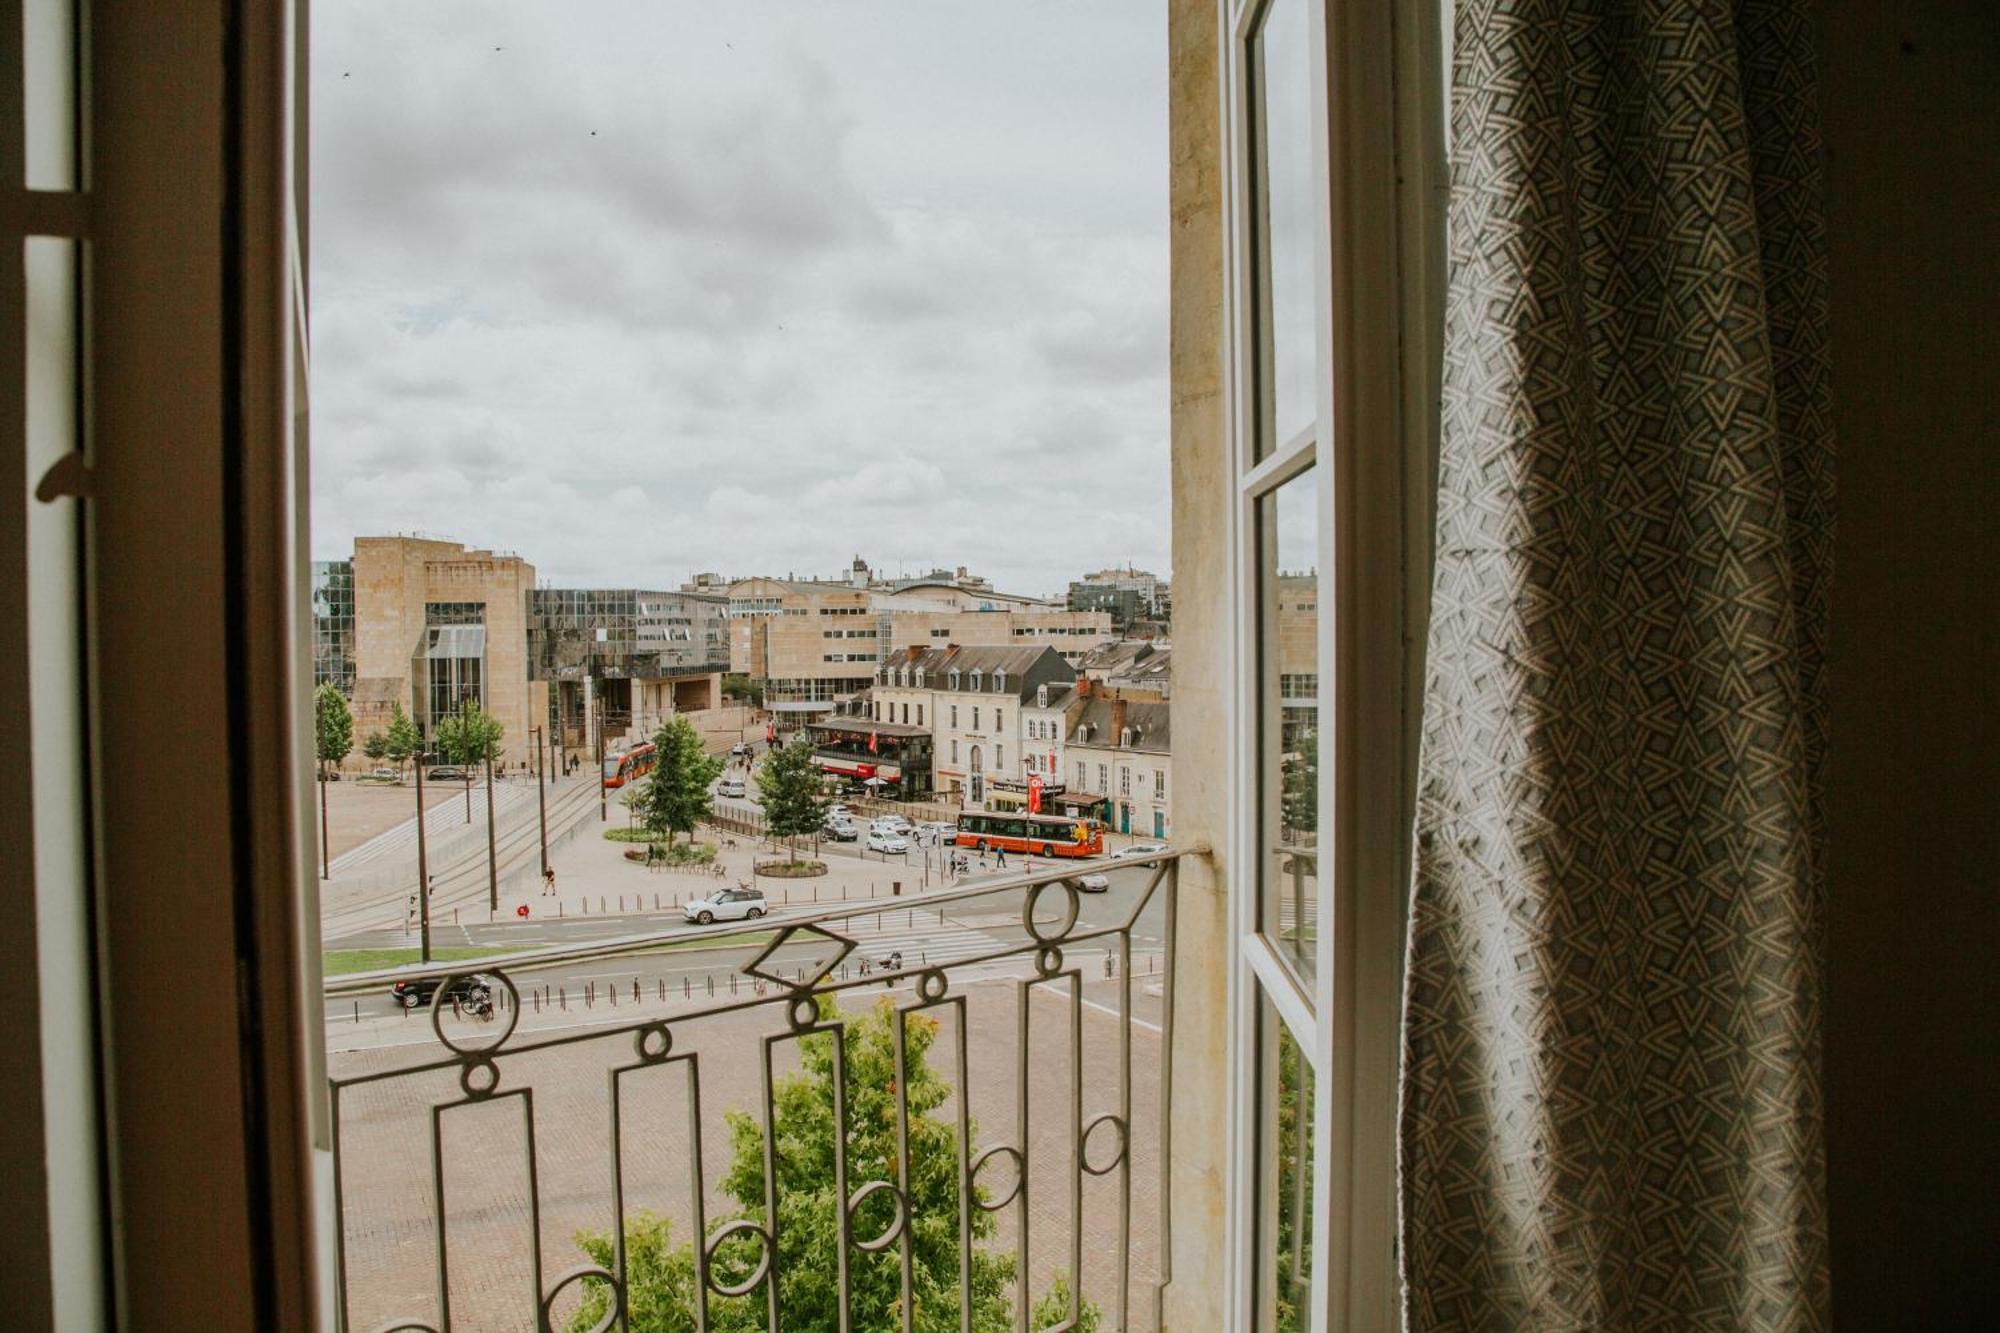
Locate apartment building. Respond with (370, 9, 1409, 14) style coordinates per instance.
(1066, 565, 1171, 634)
(1067, 694, 1172, 840)
(868, 644, 1076, 805)
(726, 560, 1111, 721)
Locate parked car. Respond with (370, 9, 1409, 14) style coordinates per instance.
(426, 765, 466, 782)
(1108, 841, 1168, 861)
(823, 820, 858, 842)
(870, 815, 914, 836)
(866, 831, 910, 855)
(729, 742, 749, 758)
(717, 776, 747, 798)
(916, 820, 959, 842)
(361, 767, 403, 784)
(682, 887, 768, 925)
(825, 803, 851, 818)
(390, 971, 493, 1010)
(1077, 871, 1111, 893)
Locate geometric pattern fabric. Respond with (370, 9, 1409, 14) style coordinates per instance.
(1400, 2, 1833, 1327)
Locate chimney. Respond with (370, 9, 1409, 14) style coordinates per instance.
(1110, 699, 1129, 742)
(1076, 678, 1094, 699)
(905, 644, 923, 663)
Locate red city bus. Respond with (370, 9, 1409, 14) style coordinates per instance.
(956, 811, 1103, 858)
(602, 742, 656, 788)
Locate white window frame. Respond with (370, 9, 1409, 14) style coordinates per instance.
(1218, 0, 1426, 1327)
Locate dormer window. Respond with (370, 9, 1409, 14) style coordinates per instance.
(994, 670, 1006, 692)
(1121, 726, 1133, 747)
(969, 670, 982, 691)
(1036, 683, 1049, 708)
(915, 669, 925, 687)
(949, 669, 960, 689)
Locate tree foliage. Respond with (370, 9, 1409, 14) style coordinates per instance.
(756, 734, 829, 851)
(434, 699, 504, 768)
(1274, 1022, 1312, 1333)
(384, 702, 421, 775)
(1279, 726, 1317, 838)
(361, 731, 390, 763)
(636, 715, 724, 846)
(315, 683, 355, 772)
(569, 996, 1097, 1332)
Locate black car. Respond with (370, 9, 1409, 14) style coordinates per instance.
(391, 972, 492, 1010)
(823, 821, 858, 842)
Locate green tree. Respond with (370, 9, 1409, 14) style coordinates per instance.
(384, 701, 421, 778)
(569, 996, 1096, 1332)
(361, 731, 389, 764)
(721, 672, 763, 707)
(1273, 1023, 1313, 1333)
(635, 714, 723, 846)
(434, 700, 504, 822)
(756, 734, 829, 857)
(315, 684, 354, 776)
(1279, 727, 1317, 838)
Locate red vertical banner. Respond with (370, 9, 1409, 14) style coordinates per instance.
(1028, 775, 1044, 813)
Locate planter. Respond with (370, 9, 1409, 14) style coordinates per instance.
(755, 859, 828, 878)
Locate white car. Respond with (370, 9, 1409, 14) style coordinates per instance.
(717, 776, 747, 798)
(1108, 841, 1168, 861)
(870, 815, 913, 835)
(916, 820, 958, 840)
(826, 803, 851, 819)
(681, 887, 768, 925)
(1076, 871, 1111, 893)
(866, 831, 910, 855)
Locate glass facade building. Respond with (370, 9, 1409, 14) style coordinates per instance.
(526, 589, 730, 681)
(310, 560, 355, 694)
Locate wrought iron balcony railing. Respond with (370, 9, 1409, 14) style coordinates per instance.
(323, 848, 1196, 1332)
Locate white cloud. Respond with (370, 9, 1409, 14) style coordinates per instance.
(310, 0, 1169, 596)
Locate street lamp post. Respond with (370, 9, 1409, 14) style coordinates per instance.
(534, 725, 550, 877)
(318, 761, 330, 880)
(483, 737, 499, 913)
(414, 732, 432, 964)
(597, 693, 607, 822)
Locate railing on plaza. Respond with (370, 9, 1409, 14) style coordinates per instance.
(323, 848, 1196, 1332)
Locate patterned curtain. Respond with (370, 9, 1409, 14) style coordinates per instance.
(1400, 1, 1833, 1328)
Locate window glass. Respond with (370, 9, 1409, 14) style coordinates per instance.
(1256, 992, 1315, 1332)
(1258, 467, 1319, 987)
(1248, 0, 1317, 459)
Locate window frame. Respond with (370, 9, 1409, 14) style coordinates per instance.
(1218, 0, 1427, 1326)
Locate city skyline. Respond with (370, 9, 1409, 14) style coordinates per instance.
(309, 1, 1170, 594)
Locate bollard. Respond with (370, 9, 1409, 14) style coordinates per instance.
(610, 984, 617, 1007)
(352, 1001, 359, 1024)
(600, 896, 605, 913)
(730, 974, 737, 995)
(560, 985, 567, 1010)
(907, 910, 913, 929)
(1104, 954, 1115, 978)
(654, 893, 659, 911)
(659, 979, 667, 1001)
(683, 977, 691, 998)
(559, 900, 564, 917)
(619, 895, 625, 912)
(453, 908, 458, 925)
(633, 978, 640, 1002)
(533, 990, 541, 1013)
(706, 975, 714, 996)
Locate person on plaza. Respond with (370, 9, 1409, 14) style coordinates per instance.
(995, 845, 1007, 868)
(543, 865, 557, 896)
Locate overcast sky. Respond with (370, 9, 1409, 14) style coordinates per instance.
(310, 2, 1169, 598)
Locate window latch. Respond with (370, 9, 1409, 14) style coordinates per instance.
(35, 452, 95, 503)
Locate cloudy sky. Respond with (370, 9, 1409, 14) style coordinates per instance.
(310, 2, 1169, 598)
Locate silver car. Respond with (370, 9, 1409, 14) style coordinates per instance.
(681, 887, 768, 925)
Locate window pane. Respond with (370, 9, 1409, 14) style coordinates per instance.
(1249, 0, 1317, 459)
(1258, 468, 1319, 987)
(1257, 992, 1316, 1331)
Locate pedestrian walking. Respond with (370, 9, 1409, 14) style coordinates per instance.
(995, 845, 1007, 868)
(543, 865, 557, 896)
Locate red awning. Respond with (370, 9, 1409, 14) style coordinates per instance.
(818, 759, 879, 778)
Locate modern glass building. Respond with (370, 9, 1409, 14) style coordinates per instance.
(309, 560, 355, 694)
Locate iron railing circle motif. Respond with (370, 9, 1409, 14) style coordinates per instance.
(427, 967, 519, 1057)
(1022, 879, 1080, 945)
(847, 1179, 909, 1252)
(1036, 945, 1065, 977)
(787, 993, 818, 1031)
(1081, 1112, 1129, 1176)
(704, 1218, 774, 1298)
(634, 1022, 673, 1063)
(539, 1264, 619, 1333)
(970, 1144, 1026, 1211)
(458, 1057, 500, 1100)
(918, 968, 949, 1002)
